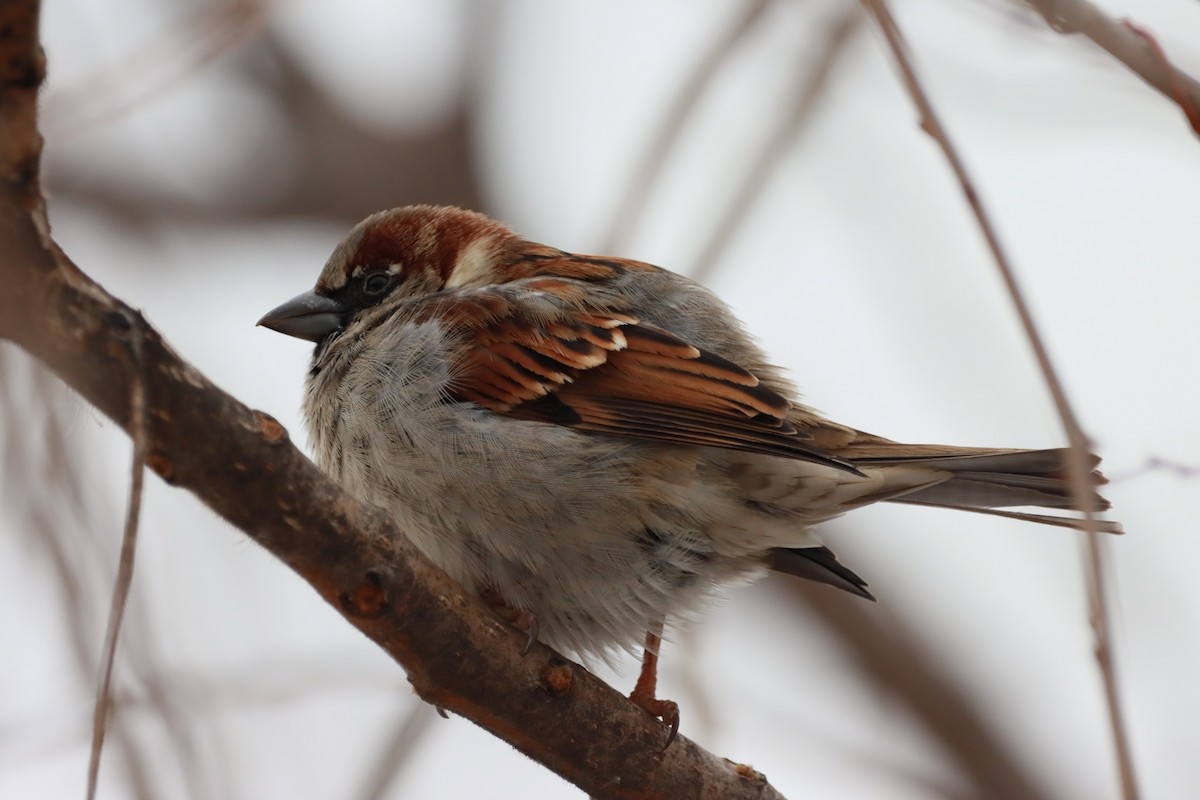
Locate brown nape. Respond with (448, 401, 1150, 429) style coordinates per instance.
(768, 546, 875, 601)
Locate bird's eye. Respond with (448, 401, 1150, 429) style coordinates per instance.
(362, 272, 393, 296)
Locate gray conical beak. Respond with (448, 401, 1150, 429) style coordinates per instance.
(258, 291, 345, 342)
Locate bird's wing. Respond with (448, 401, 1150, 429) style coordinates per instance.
(411, 279, 861, 473)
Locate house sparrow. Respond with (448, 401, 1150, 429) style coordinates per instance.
(259, 205, 1118, 741)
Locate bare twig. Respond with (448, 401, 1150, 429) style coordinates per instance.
(87, 315, 149, 800)
(1027, 0, 1200, 136)
(859, 1, 1139, 797)
(1109, 455, 1200, 482)
(1, 353, 158, 799)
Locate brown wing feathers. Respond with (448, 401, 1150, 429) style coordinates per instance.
(443, 293, 861, 473)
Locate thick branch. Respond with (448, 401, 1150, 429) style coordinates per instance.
(0, 4, 783, 799)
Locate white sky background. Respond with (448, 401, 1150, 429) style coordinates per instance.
(3, 1, 1199, 798)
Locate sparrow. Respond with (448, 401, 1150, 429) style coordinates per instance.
(259, 205, 1119, 742)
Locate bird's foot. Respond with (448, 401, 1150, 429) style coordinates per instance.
(632, 625, 680, 747)
(629, 687, 680, 748)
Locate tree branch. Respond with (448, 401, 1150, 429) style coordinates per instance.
(1027, 0, 1200, 135)
(0, 4, 783, 798)
(860, 1, 1139, 797)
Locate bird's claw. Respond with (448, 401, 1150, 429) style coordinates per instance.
(631, 693, 680, 748)
(520, 612, 540, 655)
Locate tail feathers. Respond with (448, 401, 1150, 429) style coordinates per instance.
(858, 447, 1121, 534)
(890, 499, 1124, 534)
(763, 448, 1118, 597)
(766, 447, 1121, 599)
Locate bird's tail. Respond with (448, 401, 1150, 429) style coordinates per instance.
(857, 446, 1123, 534)
(768, 443, 1121, 599)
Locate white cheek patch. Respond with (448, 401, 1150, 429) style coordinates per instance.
(444, 235, 498, 288)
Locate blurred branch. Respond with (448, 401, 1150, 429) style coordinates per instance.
(601, 0, 772, 252)
(45, 25, 485, 226)
(0, 4, 784, 798)
(248, 33, 486, 220)
(690, 6, 863, 284)
(0, 352, 162, 799)
(860, 1, 1139, 798)
(1109, 455, 1200, 482)
(42, 0, 274, 138)
(782, 580, 1057, 800)
(1027, 0, 1200, 135)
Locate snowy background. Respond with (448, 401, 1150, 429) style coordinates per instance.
(3, 1, 1199, 798)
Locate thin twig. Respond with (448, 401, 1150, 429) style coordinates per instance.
(690, 7, 863, 284)
(356, 702, 437, 800)
(1, 352, 158, 798)
(858, 1, 1139, 798)
(87, 313, 149, 800)
(1108, 455, 1200, 483)
(1027, 0, 1200, 137)
(601, 0, 771, 252)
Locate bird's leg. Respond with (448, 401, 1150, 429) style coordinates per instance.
(480, 588, 539, 654)
(629, 621, 680, 746)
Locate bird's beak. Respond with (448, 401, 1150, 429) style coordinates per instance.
(257, 291, 345, 343)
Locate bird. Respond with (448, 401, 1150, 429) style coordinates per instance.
(258, 204, 1119, 743)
